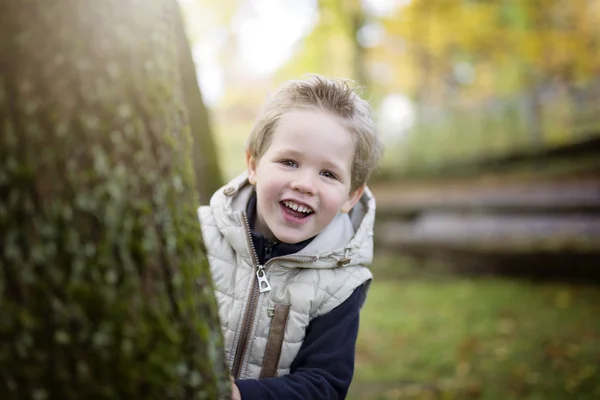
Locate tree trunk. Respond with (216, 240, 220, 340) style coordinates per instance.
(173, 3, 224, 204)
(413, 0, 434, 107)
(350, 10, 368, 89)
(0, 1, 229, 399)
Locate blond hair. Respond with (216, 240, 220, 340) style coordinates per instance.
(246, 75, 382, 193)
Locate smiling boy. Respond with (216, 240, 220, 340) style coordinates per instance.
(198, 76, 382, 399)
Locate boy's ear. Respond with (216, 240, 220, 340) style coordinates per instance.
(341, 185, 365, 213)
(246, 150, 257, 185)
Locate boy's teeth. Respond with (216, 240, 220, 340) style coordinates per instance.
(284, 201, 312, 214)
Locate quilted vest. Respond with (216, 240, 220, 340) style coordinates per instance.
(198, 173, 375, 379)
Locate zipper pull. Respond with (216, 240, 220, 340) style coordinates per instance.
(256, 265, 271, 293)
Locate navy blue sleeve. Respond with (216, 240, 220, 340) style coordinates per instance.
(235, 284, 365, 400)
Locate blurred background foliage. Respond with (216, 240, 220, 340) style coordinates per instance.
(180, 0, 600, 398)
(181, 0, 600, 179)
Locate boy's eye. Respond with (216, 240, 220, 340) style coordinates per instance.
(280, 160, 298, 168)
(321, 170, 337, 180)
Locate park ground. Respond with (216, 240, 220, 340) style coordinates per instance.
(349, 256, 600, 400)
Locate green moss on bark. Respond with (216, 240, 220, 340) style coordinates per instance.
(0, 1, 229, 398)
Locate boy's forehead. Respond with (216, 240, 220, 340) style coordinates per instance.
(273, 110, 351, 139)
(266, 108, 354, 147)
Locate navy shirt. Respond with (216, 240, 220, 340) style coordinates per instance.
(236, 194, 364, 399)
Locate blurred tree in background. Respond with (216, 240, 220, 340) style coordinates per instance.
(0, 0, 228, 398)
(181, 0, 600, 178)
(174, 2, 224, 203)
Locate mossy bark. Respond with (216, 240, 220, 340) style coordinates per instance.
(173, 3, 224, 204)
(0, 1, 229, 399)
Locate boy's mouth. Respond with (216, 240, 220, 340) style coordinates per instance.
(280, 200, 314, 219)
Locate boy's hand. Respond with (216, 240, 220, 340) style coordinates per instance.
(230, 376, 241, 400)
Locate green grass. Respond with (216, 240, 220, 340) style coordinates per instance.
(349, 258, 600, 399)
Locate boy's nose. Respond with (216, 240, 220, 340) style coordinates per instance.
(290, 171, 316, 195)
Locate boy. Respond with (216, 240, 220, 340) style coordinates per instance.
(198, 76, 382, 399)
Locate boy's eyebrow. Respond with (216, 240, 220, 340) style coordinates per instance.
(321, 159, 346, 173)
(275, 148, 303, 159)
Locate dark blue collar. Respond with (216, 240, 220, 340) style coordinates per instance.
(246, 191, 314, 265)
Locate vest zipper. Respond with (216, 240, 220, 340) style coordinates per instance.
(231, 212, 315, 379)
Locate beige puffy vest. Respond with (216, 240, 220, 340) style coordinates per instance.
(198, 173, 374, 380)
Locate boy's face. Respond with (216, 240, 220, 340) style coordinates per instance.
(247, 109, 364, 244)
